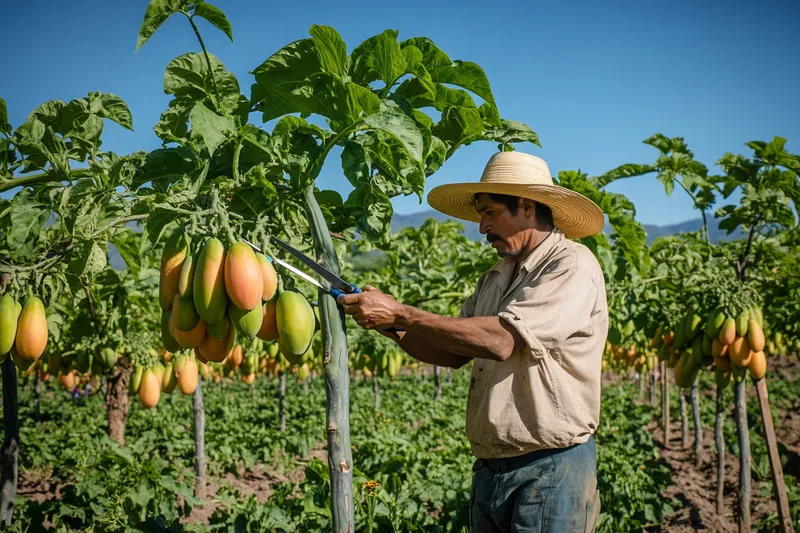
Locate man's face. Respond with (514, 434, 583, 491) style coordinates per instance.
(474, 194, 535, 258)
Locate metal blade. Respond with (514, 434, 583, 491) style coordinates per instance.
(240, 239, 327, 292)
(271, 236, 353, 292)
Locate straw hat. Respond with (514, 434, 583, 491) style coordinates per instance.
(427, 151, 605, 239)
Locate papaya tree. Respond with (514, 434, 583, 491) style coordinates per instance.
(131, 2, 542, 529)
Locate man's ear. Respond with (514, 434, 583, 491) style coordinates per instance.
(522, 198, 536, 218)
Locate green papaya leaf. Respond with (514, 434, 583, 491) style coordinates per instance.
(164, 53, 241, 115)
(362, 100, 423, 164)
(111, 228, 142, 280)
(98, 93, 134, 131)
(0, 97, 9, 134)
(193, 2, 233, 42)
(310, 25, 347, 77)
(69, 240, 107, 278)
(136, 0, 186, 51)
(7, 189, 49, 249)
(189, 101, 234, 156)
(348, 29, 407, 87)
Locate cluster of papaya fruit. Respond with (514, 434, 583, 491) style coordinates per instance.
(654, 305, 766, 389)
(158, 231, 316, 367)
(130, 351, 199, 408)
(354, 350, 405, 378)
(0, 293, 49, 371)
(602, 343, 656, 374)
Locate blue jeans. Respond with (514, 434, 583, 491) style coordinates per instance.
(469, 436, 599, 532)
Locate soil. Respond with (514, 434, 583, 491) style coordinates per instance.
(642, 355, 800, 532)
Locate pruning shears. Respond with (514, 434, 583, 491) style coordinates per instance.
(242, 237, 403, 336)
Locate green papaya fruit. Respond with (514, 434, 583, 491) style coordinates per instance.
(736, 309, 750, 337)
(207, 314, 231, 341)
(228, 301, 262, 340)
(276, 291, 314, 358)
(706, 308, 725, 338)
(193, 238, 228, 324)
(0, 294, 18, 355)
(161, 310, 180, 353)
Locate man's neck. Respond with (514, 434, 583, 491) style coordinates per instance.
(512, 228, 553, 273)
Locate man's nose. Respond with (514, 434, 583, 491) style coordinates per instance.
(479, 215, 491, 235)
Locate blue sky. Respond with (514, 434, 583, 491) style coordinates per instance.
(2, 0, 798, 226)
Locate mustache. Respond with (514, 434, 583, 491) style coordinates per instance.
(486, 233, 502, 243)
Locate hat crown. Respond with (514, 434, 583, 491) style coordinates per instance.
(480, 151, 554, 187)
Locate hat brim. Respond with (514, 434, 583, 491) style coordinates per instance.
(427, 182, 605, 239)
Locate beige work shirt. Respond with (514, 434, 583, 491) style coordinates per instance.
(460, 229, 608, 459)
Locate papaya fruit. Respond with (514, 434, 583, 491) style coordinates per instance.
(178, 358, 198, 394)
(242, 373, 256, 385)
(256, 301, 279, 341)
(47, 351, 62, 375)
(169, 297, 207, 349)
(226, 344, 244, 370)
(0, 294, 18, 355)
(159, 230, 190, 311)
(178, 253, 196, 299)
(11, 346, 34, 371)
(747, 350, 766, 380)
(224, 241, 263, 311)
(193, 238, 228, 324)
(684, 312, 703, 343)
(228, 301, 262, 340)
(729, 336, 752, 367)
(139, 369, 161, 408)
(747, 320, 765, 352)
(752, 307, 764, 328)
(174, 294, 200, 331)
(718, 317, 736, 345)
(732, 364, 747, 383)
(256, 253, 278, 302)
(276, 291, 315, 359)
(197, 325, 235, 363)
(207, 314, 231, 341)
(297, 363, 310, 381)
(735, 309, 750, 337)
(15, 296, 48, 361)
(714, 368, 731, 390)
(673, 317, 686, 349)
(714, 354, 731, 371)
(711, 338, 727, 359)
(662, 330, 674, 347)
(152, 364, 165, 390)
(130, 365, 144, 394)
(701, 333, 713, 357)
(161, 310, 181, 353)
(706, 308, 725, 339)
(59, 370, 76, 390)
(162, 361, 176, 392)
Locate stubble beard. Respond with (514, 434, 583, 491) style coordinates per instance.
(498, 248, 521, 259)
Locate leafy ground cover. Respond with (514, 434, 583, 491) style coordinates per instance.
(5, 357, 799, 532)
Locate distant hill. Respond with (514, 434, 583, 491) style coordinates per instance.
(391, 210, 746, 244)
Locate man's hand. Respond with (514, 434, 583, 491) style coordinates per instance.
(337, 285, 403, 331)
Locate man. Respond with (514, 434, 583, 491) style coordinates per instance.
(338, 151, 608, 532)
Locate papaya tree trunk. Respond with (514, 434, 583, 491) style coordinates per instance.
(681, 389, 689, 449)
(734, 379, 751, 532)
(34, 371, 40, 425)
(433, 365, 442, 403)
(649, 371, 656, 406)
(193, 378, 206, 499)
(716, 386, 726, 515)
(662, 361, 670, 448)
(446, 367, 452, 384)
(303, 377, 309, 396)
(692, 378, 703, 467)
(0, 358, 19, 526)
(639, 371, 646, 397)
(372, 373, 380, 411)
(754, 378, 793, 532)
(279, 372, 286, 433)
(105, 357, 131, 446)
(305, 187, 354, 533)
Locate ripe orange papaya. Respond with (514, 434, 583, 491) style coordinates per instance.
(729, 336, 752, 367)
(178, 253, 196, 299)
(276, 291, 315, 359)
(193, 238, 228, 324)
(228, 301, 262, 340)
(178, 358, 198, 394)
(257, 300, 279, 341)
(0, 294, 18, 355)
(242, 373, 256, 385)
(159, 231, 189, 311)
(256, 253, 278, 302)
(139, 369, 161, 408)
(747, 350, 766, 380)
(711, 338, 727, 359)
(197, 324, 235, 363)
(747, 320, 765, 352)
(15, 296, 48, 361)
(718, 317, 736, 346)
(713, 354, 731, 372)
(169, 304, 206, 349)
(226, 344, 244, 370)
(224, 241, 263, 311)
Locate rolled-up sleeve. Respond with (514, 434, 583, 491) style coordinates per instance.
(497, 264, 597, 361)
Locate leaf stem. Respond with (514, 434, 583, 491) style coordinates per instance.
(96, 214, 147, 236)
(184, 13, 220, 104)
(0, 169, 92, 194)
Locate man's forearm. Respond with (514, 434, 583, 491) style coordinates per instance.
(394, 305, 518, 361)
(395, 329, 472, 369)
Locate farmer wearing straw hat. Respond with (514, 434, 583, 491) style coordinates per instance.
(338, 151, 608, 533)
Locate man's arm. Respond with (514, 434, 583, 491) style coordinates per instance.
(339, 286, 524, 363)
(391, 329, 472, 369)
